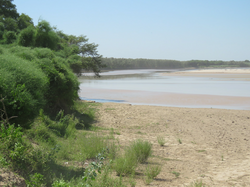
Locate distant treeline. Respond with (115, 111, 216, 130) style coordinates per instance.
(102, 58, 250, 70)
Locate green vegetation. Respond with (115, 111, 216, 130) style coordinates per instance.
(157, 136, 166, 146)
(189, 180, 208, 187)
(102, 57, 250, 70)
(144, 165, 161, 185)
(171, 171, 180, 178)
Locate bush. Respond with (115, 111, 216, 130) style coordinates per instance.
(128, 139, 152, 163)
(35, 20, 59, 50)
(0, 53, 48, 125)
(144, 165, 161, 184)
(113, 153, 137, 176)
(17, 25, 36, 47)
(35, 55, 79, 113)
(3, 31, 16, 44)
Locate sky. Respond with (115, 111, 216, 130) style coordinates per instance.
(14, 0, 250, 61)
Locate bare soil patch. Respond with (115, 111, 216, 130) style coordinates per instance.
(95, 102, 250, 186)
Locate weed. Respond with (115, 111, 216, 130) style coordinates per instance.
(178, 139, 182, 144)
(189, 180, 207, 187)
(129, 139, 152, 163)
(197, 150, 206, 153)
(157, 136, 166, 146)
(113, 153, 138, 176)
(144, 165, 161, 184)
(171, 171, 180, 178)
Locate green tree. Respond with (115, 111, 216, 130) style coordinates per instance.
(17, 25, 36, 47)
(0, 0, 19, 19)
(35, 20, 59, 50)
(17, 13, 33, 30)
(3, 17, 18, 31)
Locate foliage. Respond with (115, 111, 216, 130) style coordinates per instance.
(35, 19, 59, 50)
(113, 152, 138, 176)
(17, 13, 34, 30)
(128, 139, 152, 163)
(102, 57, 250, 70)
(171, 171, 180, 178)
(0, 0, 19, 19)
(189, 180, 208, 187)
(144, 165, 161, 185)
(17, 25, 36, 47)
(3, 30, 16, 43)
(157, 136, 166, 146)
(3, 17, 18, 31)
(0, 53, 48, 125)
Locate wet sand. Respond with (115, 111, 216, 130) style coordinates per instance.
(79, 87, 250, 110)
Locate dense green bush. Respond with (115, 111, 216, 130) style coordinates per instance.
(35, 20, 59, 50)
(17, 25, 36, 47)
(0, 53, 48, 125)
(3, 31, 16, 44)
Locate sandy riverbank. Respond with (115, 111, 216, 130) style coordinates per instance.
(94, 102, 250, 187)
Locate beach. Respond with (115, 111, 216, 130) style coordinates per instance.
(94, 102, 250, 186)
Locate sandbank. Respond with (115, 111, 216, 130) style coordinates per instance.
(94, 102, 250, 186)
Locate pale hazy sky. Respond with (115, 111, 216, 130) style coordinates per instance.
(15, 0, 250, 61)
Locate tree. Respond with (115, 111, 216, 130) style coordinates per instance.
(35, 20, 59, 50)
(17, 13, 33, 30)
(17, 25, 36, 47)
(0, 0, 19, 19)
(57, 32, 105, 76)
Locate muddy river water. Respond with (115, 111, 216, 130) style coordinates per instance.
(78, 69, 250, 110)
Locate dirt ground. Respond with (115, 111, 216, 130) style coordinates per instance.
(95, 102, 250, 187)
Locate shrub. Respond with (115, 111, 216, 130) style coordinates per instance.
(113, 153, 137, 176)
(3, 31, 16, 44)
(17, 25, 36, 47)
(128, 139, 152, 163)
(144, 165, 161, 184)
(35, 20, 59, 50)
(0, 54, 48, 126)
(157, 136, 166, 146)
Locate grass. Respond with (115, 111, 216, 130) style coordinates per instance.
(171, 171, 180, 178)
(157, 136, 166, 146)
(189, 180, 208, 187)
(144, 165, 161, 184)
(113, 139, 153, 176)
(178, 138, 182, 144)
(129, 139, 152, 163)
(196, 150, 206, 153)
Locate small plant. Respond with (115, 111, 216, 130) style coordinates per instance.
(128, 139, 152, 163)
(26, 173, 45, 187)
(178, 139, 182, 144)
(197, 150, 206, 153)
(157, 136, 166, 146)
(144, 165, 161, 184)
(171, 171, 180, 178)
(113, 154, 138, 176)
(189, 180, 207, 187)
(221, 155, 224, 161)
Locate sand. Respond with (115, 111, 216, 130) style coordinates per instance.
(95, 102, 250, 187)
(163, 68, 250, 81)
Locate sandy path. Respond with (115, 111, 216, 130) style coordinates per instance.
(94, 102, 250, 187)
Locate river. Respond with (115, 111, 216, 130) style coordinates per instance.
(78, 69, 250, 110)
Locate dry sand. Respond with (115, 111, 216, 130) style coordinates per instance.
(164, 68, 250, 81)
(95, 102, 250, 187)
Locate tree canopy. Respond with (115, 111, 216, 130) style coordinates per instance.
(0, 0, 19, 19)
